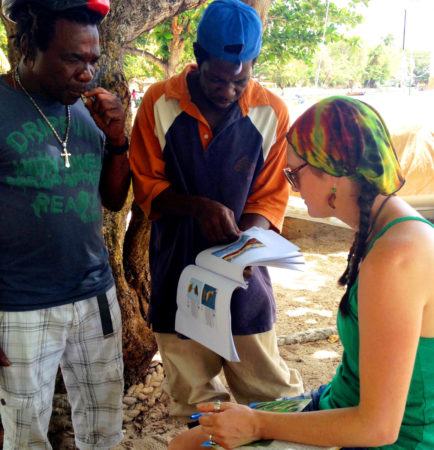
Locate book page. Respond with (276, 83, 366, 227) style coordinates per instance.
(249, 398, 311, 412)
(260, 254, 305, 270)
(195, 227, 304, 284)
(175, 264, 244, 362)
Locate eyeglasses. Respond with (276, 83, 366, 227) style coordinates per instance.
(283, 163, 308, 189)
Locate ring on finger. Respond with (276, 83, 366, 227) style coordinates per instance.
(213, 399, 221, 412)
(209, 434, 217, 445)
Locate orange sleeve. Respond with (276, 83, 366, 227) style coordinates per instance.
(129, 83, 171, 219)
(243, 96, 290, 232)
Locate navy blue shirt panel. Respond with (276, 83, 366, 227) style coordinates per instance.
(148, 105, 276, 334)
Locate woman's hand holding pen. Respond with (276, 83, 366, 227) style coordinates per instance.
(195, 400, 260, 449)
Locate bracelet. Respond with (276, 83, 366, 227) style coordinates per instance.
(105, 138, 129, 155)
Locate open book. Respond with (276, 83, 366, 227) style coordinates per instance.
(175, 227, 304, 361)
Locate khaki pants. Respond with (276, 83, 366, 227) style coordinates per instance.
(155, 328, 303, 417)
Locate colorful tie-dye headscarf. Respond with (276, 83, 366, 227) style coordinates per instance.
(287, 96, 405, 195)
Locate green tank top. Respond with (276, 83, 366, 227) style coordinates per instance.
(319, 217, 434, 449)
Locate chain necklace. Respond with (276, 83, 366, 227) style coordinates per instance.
(14, 67, 72, 168)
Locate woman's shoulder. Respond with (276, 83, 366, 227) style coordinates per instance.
(373, 214, 432, 252)
(363, 214, 434, 288)
(361, 213, 434, 335)
(378, 214, 433, 246)
(370, 197, 433, 256)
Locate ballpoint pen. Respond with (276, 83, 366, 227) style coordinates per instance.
(190, 412, 215, 420)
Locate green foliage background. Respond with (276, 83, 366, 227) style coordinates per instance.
(125, 4, 207, 81)
(0, 21, 6, 52)
(0, 21, 9, 74)
(123, 0, 430, 90)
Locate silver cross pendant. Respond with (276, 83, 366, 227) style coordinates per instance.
(61, 143, 71, 168)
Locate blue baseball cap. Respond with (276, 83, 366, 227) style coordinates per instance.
(197, 0, 262, 66)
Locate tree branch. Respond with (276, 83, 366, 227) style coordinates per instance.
(103, 0, 207, 44)
(124, 44, 166, 72)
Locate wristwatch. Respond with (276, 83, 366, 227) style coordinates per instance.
(105, 138, 129, 155)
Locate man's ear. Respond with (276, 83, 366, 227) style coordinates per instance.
(20, 34, 35, 64)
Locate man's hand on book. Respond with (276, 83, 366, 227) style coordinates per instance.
(193, 198, 241, 244)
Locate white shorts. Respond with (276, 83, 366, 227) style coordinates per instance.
(0, 286, 124, 449)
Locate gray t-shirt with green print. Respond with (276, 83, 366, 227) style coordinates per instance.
(0, 77, 113, 310)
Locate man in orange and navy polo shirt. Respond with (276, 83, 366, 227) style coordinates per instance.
(130, 0, 303, 417)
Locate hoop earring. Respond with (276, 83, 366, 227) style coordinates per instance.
(328, 187, 337, 209)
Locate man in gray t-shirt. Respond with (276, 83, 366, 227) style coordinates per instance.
(0, 0, 130, 447)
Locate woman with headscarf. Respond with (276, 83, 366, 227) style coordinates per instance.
(169, 96, 434, 450)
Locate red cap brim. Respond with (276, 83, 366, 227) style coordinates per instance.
(87, 0, 110, 16)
